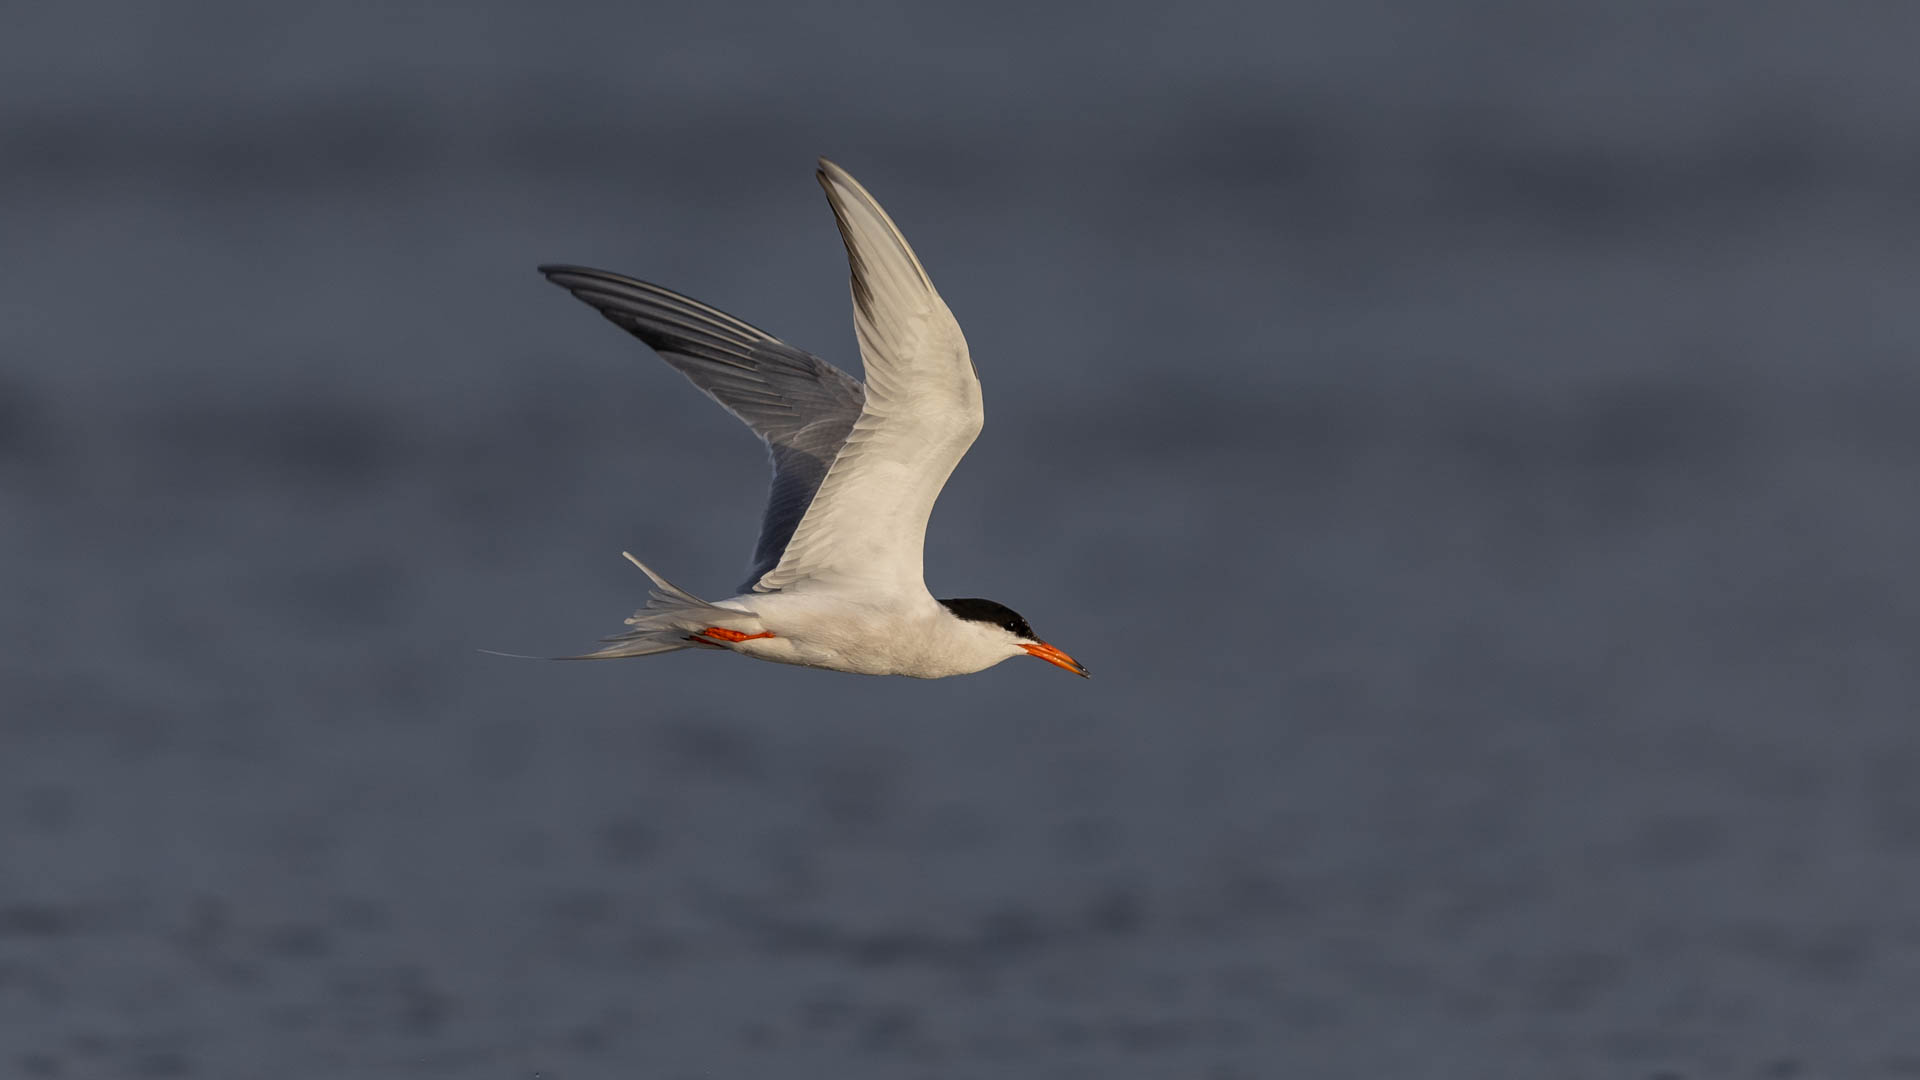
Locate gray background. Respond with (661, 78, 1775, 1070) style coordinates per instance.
(6, 2, 1920, 1076)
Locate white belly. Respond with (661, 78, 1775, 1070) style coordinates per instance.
(709, 591, 1007, 678)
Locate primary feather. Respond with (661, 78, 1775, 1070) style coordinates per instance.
(752, 160, 981, 595)
(537, 265, 866, 591)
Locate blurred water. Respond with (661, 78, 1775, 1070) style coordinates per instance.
(6, 2, 1920, 1077)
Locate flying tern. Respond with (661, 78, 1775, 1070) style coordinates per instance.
(536, 158, 1087, 679)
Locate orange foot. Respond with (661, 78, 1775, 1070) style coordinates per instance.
(694, 627, 775, 644)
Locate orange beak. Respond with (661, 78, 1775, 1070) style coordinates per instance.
(1021, 641, 1089, 678)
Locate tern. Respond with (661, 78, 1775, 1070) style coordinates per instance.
(535, 159, 1087, 679)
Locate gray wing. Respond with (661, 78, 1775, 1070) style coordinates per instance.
(539, 264, 866, 591)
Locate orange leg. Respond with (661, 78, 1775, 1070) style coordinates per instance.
(695, 627, 775, 643)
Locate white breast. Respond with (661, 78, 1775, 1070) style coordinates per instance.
(717, 590, 1013, 678)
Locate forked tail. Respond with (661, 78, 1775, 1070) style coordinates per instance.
(564, 553, 764, 660)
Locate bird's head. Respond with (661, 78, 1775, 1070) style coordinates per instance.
(937, 597, 1088, 678)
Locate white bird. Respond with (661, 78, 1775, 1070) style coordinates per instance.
(535, 158, 1087, 679)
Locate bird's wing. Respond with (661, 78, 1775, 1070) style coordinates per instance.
(751, 159, 982, 596)
(539, 265, 866, 590)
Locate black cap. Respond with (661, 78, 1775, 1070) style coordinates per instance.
(937, 597, 1036, 640)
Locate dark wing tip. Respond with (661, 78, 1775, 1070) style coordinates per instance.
(540, 264, 661, 294)
(539, 263, 616, 287)
(813, 168, 879, 320)
(814, 166, 848, 234)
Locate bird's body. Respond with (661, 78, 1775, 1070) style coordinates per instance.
(691, 590, 1015, 679)
(536, 159, 1085, 680)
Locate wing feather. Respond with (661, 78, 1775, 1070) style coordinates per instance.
(751, 160, 982, 595)
(539, 265, 866, 588)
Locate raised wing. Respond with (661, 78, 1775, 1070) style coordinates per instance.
(539, 265, 866, 589)
(751, 159, 982, 595)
